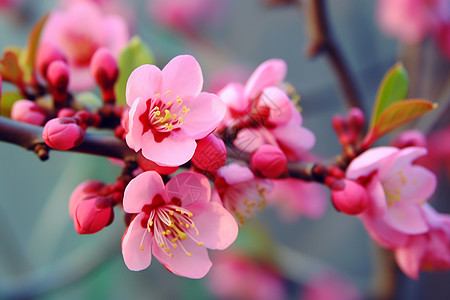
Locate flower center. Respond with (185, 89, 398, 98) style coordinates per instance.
(384, 169, 408, 208)
(139, 202, 203, 258)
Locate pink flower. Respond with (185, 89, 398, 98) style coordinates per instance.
(215, 163, 272, 225)
(376, 0, 449, 44)
(346, 147, 437, 248)
(121, 171, 238, 278)
(207, 251, 287, 300)
(218, 59, 315, 161)
(40, 0, 129, 91)
(394, 204, 450, 279)
(125, 55, 226, 167)
(266, 178, 327, 222)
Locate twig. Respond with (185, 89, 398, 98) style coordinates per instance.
(304, 0, 363, 111)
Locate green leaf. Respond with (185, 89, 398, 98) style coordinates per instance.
(0, 91, 23, 117)
(0, 50, 23, 83)
(19, 13, 49, 83)
(115, 36, 154, 105)
(369, 62, 409, 130)
(364, 99, 437, 146)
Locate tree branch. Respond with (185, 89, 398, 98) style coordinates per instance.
(304, 0, 363, 111)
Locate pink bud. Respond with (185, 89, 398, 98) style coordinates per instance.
(392, 129, 427, 149)
(331, 179, 369, 215)
(57, 108, 76, 118)
(74, 196, 114, 234)
(47, 60, 69, 105)
(69, 180, 106, 218)
(191, 134, 227, 172)
(251, 144, 287, 178)
(347, 107, 365, 129)
(36, 42, 67, 79)
(11, 100, 46, 126)
(42, 117, 85, 150)
(90, 48, 118, 103)
(136, 152, 178, 174)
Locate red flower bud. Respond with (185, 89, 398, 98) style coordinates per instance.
(36, 42, 67, 79)
(90, 48, 118, 103)
(73, 196, 114, 234)
(47, 61, 70, 105)
(42, 117, 85, 150)
(69, 180, 105, 217)
(191, 134, 227, 172)
(57, 108, 76, 118)
(11, 100, 46, 126)
(251, 144, 287, 178)
(392, 129, 427, 149)
(331, 179, 369, 215)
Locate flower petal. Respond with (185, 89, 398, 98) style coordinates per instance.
(181, 92, 226, 140)
(385, 202, 429, 234)
(347, 147, 398, 180)
(244, 59, 287, 100)
(272, 124, 316, 159)
(122, 213, 153, 271)
(191, 202, 238, 250)
(359, 212, 409, 248)
(152, 238, 212, 279)
(218, 164, 254, 185)
(123, 171, 166, 213)
(218, 83, 248, 113)
(394, 235, 427, 280)
(233, 128, 267, 154)
(126, 64, 162, 106)
(258, 87, 293, 125)
(125, 97, 146, 152)
(161, 55, 203, 98)
(140, 134, 197, 167)
(166, 171, 211, 207)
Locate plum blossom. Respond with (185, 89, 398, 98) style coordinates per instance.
(121, 171, 238, 278)
(125, 55, 226, 167)
(346, 147, 437, 248)
(218, 59, 315, 161)
(40, 0, 129, 91)
(215, 163, 272, 225)
(394, 204, 450, 279)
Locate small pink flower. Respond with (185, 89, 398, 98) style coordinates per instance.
(125, 55, 226, 167)
(394, 204, 450, 279)
(266, 178, 327, 222)
(215, 163, 272, 225)
(11, 100, 46, 126)
(347, 147, 437, 248)
(40, 0, 129, 91)
(121, 171, 238, 278)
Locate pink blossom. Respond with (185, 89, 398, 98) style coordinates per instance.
(125, 55, 226, 167)
(11, 100, 46, 126)
(207, 251, 287, 300)
(218, 59, 315, 161)
(300, 270, 361, 300)
(215, 163, 272, 225)
(347, 147, 437, 248)
(266, 178, 327, 222)
(40, 0, 129, 91)
(376, 0, 449, 44)
(394, 204, 450, 279)
(121, 171, 238, 278)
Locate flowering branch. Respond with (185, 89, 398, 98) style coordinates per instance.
(304, 0, 363, 111)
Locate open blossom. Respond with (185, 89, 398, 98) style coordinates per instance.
(40, 0, 129, 91)
(122, 171, 238, 278)
(394, 204, 450, 279)
(215, 163, 272, 225)
(125, 55, 226, 167)
(347, 147, 437, 248)
(218, 59, 315, 161)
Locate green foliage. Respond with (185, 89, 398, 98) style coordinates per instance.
(115, 36, 154, 106)
(0, 91, 23, 117)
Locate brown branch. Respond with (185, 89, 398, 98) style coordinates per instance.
(0, 116, 136, 161)
(304, 0, 363, 111)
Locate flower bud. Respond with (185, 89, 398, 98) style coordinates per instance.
(90, 48, 118, 103)
(347, 107, 365, 129)
(74, 196, 114, 234)
(42, 117, 85, 150)
(47, 60, 70, 104)
(36, 42, 67, 79)
(69, 180, 106, 218)
(137, 152, 178, 174)
(11, 100, 46, 125)
(331, 179, 369, 215)
(392, 129, 427, 149)
(57, 108, 76, 118)
(251, 144, 287, 178)
(191, 134, 227, 172)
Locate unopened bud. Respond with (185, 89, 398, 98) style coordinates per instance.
(332, 115, 347, 134)
(47, 60, 69, 105)
(331, 179, 369, 215)
(36, 42, 67, 79)
(42, 117, 85, 150)
(392, 130, 427, 148)
(137, 152, 178, 175)
(347, 108, 365, 129)
(11, 100, 46, 125)
(90, 48, 118, 103)
(57, 108, 76, 118)
(251, 144, 287, 178)
(74, 196, 114, 234)
(69, 180, 106, 218)
(191, 134, 227, 172)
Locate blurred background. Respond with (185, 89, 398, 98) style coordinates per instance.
(1, 0, 449, 299)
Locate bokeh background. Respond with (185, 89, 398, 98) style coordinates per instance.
(1, 0, 449, 299)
